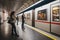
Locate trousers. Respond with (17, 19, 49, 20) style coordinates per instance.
(10, 23, 17, 35)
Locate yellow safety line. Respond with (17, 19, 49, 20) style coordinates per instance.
(26, 25, 56, 40)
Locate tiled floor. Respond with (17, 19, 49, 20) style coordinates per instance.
(17, 22, 60, 40)
(0, 21, 60, 40)
(0, 22, 22, 40)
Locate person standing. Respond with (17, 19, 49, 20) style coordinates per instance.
(16, 16, 19, 25)
(22, 13, 25, 31)
(8, 11, 19, 37)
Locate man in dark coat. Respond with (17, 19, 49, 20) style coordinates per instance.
(22, 13, 25, 31)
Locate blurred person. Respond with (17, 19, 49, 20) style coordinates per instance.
(8, 11, 19, 37)
(22, 13, 25, 31)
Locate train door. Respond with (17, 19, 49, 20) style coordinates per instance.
(24, 10, 34, 26)
(51, 3, 60, 35)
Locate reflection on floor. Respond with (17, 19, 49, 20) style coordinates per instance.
(17, 22, 60, 40)
(0, 22, 22, 40)
(0, 21, 60, 40)
(0, 34, 22, 40)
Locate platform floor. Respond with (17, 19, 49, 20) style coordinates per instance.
(0, 21, 60, 40)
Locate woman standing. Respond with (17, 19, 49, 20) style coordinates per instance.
(8, 11, 19, 37)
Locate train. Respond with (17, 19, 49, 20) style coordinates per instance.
(18, 0, 60, 36)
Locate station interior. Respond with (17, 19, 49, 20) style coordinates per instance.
(0, 0, 60, 40)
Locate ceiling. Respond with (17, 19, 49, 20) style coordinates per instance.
(0, 0, 28, 12)
(0, 0, 39, 14)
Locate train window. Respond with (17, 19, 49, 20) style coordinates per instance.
(27, 13, 30, 19)
(25, 13, 30, 20)
(52, 6, 60, 22)
(37, 9, 47, 20)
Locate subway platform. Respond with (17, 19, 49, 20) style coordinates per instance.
(0, 21, 60, 40)
(0, 0, 60, 40)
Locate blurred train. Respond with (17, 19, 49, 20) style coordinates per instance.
(18, 0, 60, 36)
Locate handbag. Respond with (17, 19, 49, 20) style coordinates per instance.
(8, 18, 15, 24)
(8, 19, 12, 24)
